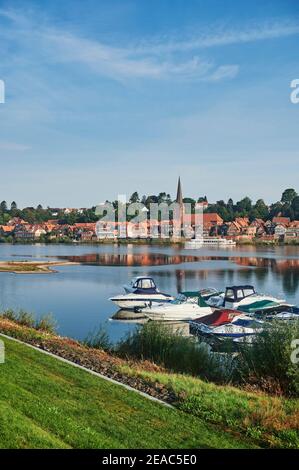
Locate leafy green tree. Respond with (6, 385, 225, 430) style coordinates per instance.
(236, 197, 252, 214)
(253, 199, 269, 220)
(129, 192, 140, 203)
(0, 201, 7, 213)
(269, 201, 283, 219)
(281, 188, 297, 204)
(291, 196, 299, 219)
(183, 197, 195, 204)
(157, 192, 167, 204)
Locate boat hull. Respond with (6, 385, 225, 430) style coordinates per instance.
(110, 294, 173, 311)
(143, 305, 213, 321)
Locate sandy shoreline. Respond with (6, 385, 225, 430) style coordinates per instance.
(0, 260, 79, 274)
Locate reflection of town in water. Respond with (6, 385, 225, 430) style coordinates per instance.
(60, 252, 299, 296)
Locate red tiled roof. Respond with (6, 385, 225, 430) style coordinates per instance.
(273, 217, 290, 226)
(203, 213, 223, 225)
(235, 217, 249, 227)
(0, 225, 14, 232)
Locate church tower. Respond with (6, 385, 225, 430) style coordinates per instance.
(174, 177, 184, 237)
(176, 177, 183, 205)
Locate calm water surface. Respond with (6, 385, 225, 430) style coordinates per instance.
(0, 243, 298, 342)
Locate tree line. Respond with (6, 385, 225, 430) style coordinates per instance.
(0, 188, 298, 225)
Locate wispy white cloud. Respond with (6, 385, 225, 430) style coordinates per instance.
(136, 18, 299, 54)
(44, 32, 214, 80)
(0, 142, 31, 151)
(0, 8, 238, 82)
(1, 9, 298, 84)
(206, 65, 240, 82)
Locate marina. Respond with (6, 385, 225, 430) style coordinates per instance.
(0, 243, 298, 343)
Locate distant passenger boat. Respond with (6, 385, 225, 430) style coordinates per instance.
(185, 238, 236, 249)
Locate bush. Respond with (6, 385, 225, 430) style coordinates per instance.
(35, 314, 57, 334)
(117, 321, 234, 383)
(236, 320, 299, 396)
(84, 326, 113, 351)
(16, 310, 35, 328)
(1, 309, 17, 321)
(1, 309, 57, 334)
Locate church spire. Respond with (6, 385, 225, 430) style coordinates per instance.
(176, 177, 183, 205)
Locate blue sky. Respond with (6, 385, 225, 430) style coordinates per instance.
(0, 0, 299, 207)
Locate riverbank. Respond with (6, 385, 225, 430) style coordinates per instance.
(1, 237, 299, 247)
(0, 317, 298, 448)
(0, 260, 78, 274)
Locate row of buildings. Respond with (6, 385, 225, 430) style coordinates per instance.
(0, 213, 299, 242)
(1, 179, 298, 243)
(203, 214, 299, 242)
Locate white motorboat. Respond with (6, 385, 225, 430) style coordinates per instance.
(206, 285, 293, 315)
(109, 276, 174, 311)
(143, 291, 214, 321)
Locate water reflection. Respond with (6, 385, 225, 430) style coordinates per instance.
(57, 252, 199, 266)
(111, 311, 191, 337)
(112, 309, 147, 321)
(1, 244, 298, 341)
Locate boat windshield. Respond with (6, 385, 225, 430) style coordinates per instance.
(225, 286, 255, 302)
(171, 294, 198, 305)
(200, 288, 220, 297)
(132, 278, 156, 290)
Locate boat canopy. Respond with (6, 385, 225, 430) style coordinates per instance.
(224, 285, 255, 303)
(130, 277, 157, 293)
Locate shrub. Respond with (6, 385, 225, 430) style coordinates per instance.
(1, 309, 57, 334)
(1, 309, 17, 321)
(35, 314, 57, 334)
(16, 310, 35, 328)
(236, 320, 299, 396)
(84, 326, 113, 352)
(117, 321, 234, 383)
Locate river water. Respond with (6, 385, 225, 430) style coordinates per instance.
(0, 243, 298, 342)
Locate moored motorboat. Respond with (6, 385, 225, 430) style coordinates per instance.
(109, 276, 174, 311)
(206, 285, 294, 315)
(190, 309, 264, 340)
(143, 291, 214, 321)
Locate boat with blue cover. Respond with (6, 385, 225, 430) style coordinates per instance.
(109, 276, 174, 311)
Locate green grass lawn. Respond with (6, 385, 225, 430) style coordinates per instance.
(118, 366, 299, 448)
(0, 337, 255, 449)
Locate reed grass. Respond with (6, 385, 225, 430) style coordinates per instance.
(0, 309, 57, 334)
(236, 320, 299, 396)
(116, 321, 234, 383)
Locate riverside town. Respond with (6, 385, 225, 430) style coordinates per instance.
(1, 180, 299, 244)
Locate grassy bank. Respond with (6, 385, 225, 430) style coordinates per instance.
(0, 317, 298, 448)
(119, 366, 299, 449)
(0, 336, 253, 449)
